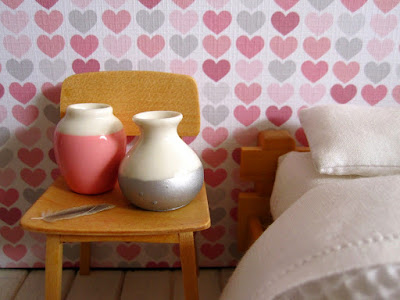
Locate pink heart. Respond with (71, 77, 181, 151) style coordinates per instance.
(138, 0, 161, 9)
(72, 59, 100, 74)
(202, 59, 230, 82)
(0, 11, 29, 34)
(200, 243, 224, 259)
(202, 127, 228, 147)
(102, 10, 131, 34)
(203, 35, 231, 58)
(235, 83, 262, 105)
(70, 35, 98, 58)
(1, 0, 24, 9)
(21, 168, 46, 187)
(233, 127, 258, 146)
(31, 244, 46, 261)
(172, 0, 194, 9)
(305, 13, 333, 36)
(203, 11, 232, 35)
(15, 127, 41, 146)
(3, 244, 27, 261)
(303, 37, 330, 60)
(266, 106, 292, 127)
(275, 0, 299, 10)
(367, 39, 394, 61)
(236, 36, 264, 59)
(271, 12, 299, 36)
(393, 85, 400, 104)
(301, 61, 328, 83)
(374, 0, 400, 13)
(341, 0, 367, 12)
(169, 10, 198, 34)
(0, 188, 19, 207)
(71, 0, 93, 8)
(37, 35, 65, 58)
(18, 148, 44, 168)
(267, 83, 293, 105)
(116, 243, 141, 261)
(103, 35, 132, 58)
(47, 126, 56, 142)
(300, 84, 325, 104)
(235, 60, 263, 81)
(371, 14, 397, 37)
(361, 85, 387, 105)
(4, 35, 31, 58)
(330, 84, 357, 104)
(104, 0, 126, 9)
(270, 36, 297, 59)
(0, 207, 21, 226)
(42, 82, 62, 104)
(34, 10, 63, 34)
(0, 226, 24, 244)
(206, 0, 229, 9)
(36, 0, 58, 9)
(137, 35, 165, 58)
(333, 61, 359, 83)
(0, 83, 4, 98)
(12, 105, 39, 126)
(201, 225, 226, 242)
(234, 105, 260, 126)
(170, 59, 197, 76)
(9, 83, 36, 104)
(204, 168, 227, 188)
(0, 168, 16, 187)
(29, 232, 47, 243)
(0, 105, 6, 123)
(295, 128, 309, 147)
(202, 148, 227, 168)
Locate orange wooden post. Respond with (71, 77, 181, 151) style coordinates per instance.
(179, 232, 199, 300)
(45, 235, 63, 300)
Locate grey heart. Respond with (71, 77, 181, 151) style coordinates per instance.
(118, 261, 142, 268)
(6, 59, 34, 81)
(237, 11, 266, 35)
(229, 242, 243, 260)
(144, 244, 169, 260)
(206, 187, 226, 205)
(39, 59, 66, 81)
(338, 13, 365, 36)
(63, 243, 80, 260)
(202, 105, 229, 126)
(104, 59, 133, 71)
(202, 82, 230, 104)
(335, 38, 362, 60)
(23, 188, 45, 204)
(268, 60, 296, 82)
(0, 148, 13, 168)
(240, 0, 263, 10)
(307, 0, 334, 11)
(364, 62, 390, 84)
(137, 59, 165, 72)
(44, 104, 60, 124)
(0, 127, 10, 147)
(68, 10, 97, 34)
(170, 35, 198, 58)
(92, 243, 113, 260)
(136, 10, 164, 34)
(396, 65, 400, 77)
(210, 207, 226, 224)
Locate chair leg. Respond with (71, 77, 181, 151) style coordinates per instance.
(79, 242, 91, 275)
(46, 235, 63, 300)
(179, 232, 199, 300)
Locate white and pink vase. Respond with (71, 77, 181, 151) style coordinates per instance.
(54, 103, 126, 194)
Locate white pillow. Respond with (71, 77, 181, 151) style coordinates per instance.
(299, 105, 400, 176)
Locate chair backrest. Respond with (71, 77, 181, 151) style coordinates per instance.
(60, 71, 200, 136)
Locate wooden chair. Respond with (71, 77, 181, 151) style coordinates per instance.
(20, 71, 211, 300)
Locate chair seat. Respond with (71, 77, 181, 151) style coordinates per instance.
(20, 177, 210, 237)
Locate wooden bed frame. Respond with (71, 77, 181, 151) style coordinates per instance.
(238, 129, 309, 252)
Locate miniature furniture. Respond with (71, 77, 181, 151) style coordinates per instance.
(20, 71, 211, 300)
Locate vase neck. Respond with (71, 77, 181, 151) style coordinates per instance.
(133, 111, 182, 138)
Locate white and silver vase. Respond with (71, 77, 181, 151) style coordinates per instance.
(118, 111, 204, 211)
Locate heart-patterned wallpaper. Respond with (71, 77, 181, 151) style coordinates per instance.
(0, 0, 399, 268)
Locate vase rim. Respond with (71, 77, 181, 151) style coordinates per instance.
(67, 103, 111, 111)
(133, 111, 182, 121)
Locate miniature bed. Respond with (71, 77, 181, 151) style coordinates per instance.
(221, 105, 400, 300)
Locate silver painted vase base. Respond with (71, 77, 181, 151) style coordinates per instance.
(119, 167, 204, 211)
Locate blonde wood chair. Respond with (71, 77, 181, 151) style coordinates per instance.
(20, 71, 210, 300)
